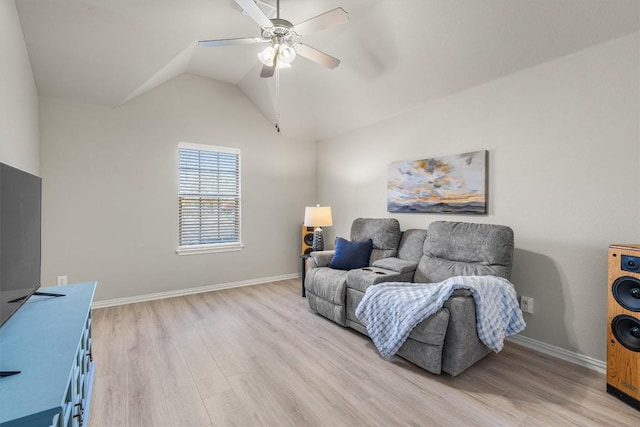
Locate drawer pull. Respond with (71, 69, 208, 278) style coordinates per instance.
(73, 402, 84, 426)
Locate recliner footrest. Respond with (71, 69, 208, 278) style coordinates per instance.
(305, 267, 348, 325)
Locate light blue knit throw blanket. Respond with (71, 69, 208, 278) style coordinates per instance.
(355, 276, 526, 358)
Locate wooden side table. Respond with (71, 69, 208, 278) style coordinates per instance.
(300, 254, 310, 297)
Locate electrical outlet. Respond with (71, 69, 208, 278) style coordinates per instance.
(57, 275, 67, 286)
(520, 296, 534, 314)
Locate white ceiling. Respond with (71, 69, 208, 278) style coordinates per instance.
(15, 0, 639, 141)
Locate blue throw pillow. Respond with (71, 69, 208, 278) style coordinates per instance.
(329, 237, 373, 270)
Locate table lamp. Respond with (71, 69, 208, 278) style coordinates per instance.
(304, 205, 333, 251)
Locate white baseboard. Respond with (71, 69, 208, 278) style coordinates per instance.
(91, 273, 300, 309)
(506, 334, 606, 374)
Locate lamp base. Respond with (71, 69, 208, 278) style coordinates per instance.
(312, 227, 324, 252)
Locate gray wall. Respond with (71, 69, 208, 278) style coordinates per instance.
(0, 0, 39, 174)
(316, 34, 640, 362)
(39, 74, 316, 302)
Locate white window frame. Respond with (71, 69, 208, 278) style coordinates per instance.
(176, 142, 243, 255)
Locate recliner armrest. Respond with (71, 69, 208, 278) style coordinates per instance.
(372, 257, 418, 274)
(346, 267, 411, 293)
(308, 250, 335, 269)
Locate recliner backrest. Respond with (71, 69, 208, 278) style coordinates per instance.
(397, 229, 428, 262)
(414, 221, 514, 283)
(350, 218, 402, 264)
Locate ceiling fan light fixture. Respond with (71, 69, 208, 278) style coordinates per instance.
(258, 45, 276, 66)
(258, 43, 296, 67)
(278, 43, 296, 64)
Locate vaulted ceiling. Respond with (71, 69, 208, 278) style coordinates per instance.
(15, 0, 639, 141)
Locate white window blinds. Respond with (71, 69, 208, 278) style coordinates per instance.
(177, 142, 241, 253)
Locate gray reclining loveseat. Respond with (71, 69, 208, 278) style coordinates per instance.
(304, 218, 515, 376)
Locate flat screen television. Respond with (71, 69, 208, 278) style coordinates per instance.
(0, 162, 42, 328)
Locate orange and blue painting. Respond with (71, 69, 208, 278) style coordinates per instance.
(387, 150, 487, 214)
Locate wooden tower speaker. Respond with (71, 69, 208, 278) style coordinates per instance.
(607, 244, 640, 410)
(301, 225, 314, 255)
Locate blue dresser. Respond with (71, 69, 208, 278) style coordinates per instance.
(0, 282, 96, 427)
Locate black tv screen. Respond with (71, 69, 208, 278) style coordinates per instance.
(0, 162, 42, 327)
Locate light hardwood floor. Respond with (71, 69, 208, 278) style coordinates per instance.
(88, 279, 639, 426)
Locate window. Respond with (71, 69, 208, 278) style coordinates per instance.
(176, 142, 242, 255)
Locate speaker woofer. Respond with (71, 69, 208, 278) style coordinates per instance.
(613, 276, 640, 312)
(612, 315, 640, 352)
(303, 233, 314, 246)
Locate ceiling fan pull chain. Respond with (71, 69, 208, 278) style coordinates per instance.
(275, 55, 281, 132)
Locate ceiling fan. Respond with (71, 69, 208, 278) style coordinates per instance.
(199, 0, 349, 78)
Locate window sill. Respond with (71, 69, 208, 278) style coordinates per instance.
(176, 243, 244, 256)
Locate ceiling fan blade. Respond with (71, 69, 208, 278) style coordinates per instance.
(294, 7, 349, 36)
(260, 64, 275, 78)
(296, 43, 341, 69)
(198, 37, 266, 47)
(234, 0, 273, 28)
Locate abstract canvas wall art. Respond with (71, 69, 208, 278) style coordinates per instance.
(387, 150, 487, 214)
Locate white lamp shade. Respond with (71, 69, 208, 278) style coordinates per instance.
(278, 44, 297, 64)
(304, 206, 333, 227)
(258, 46, 276, 66)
